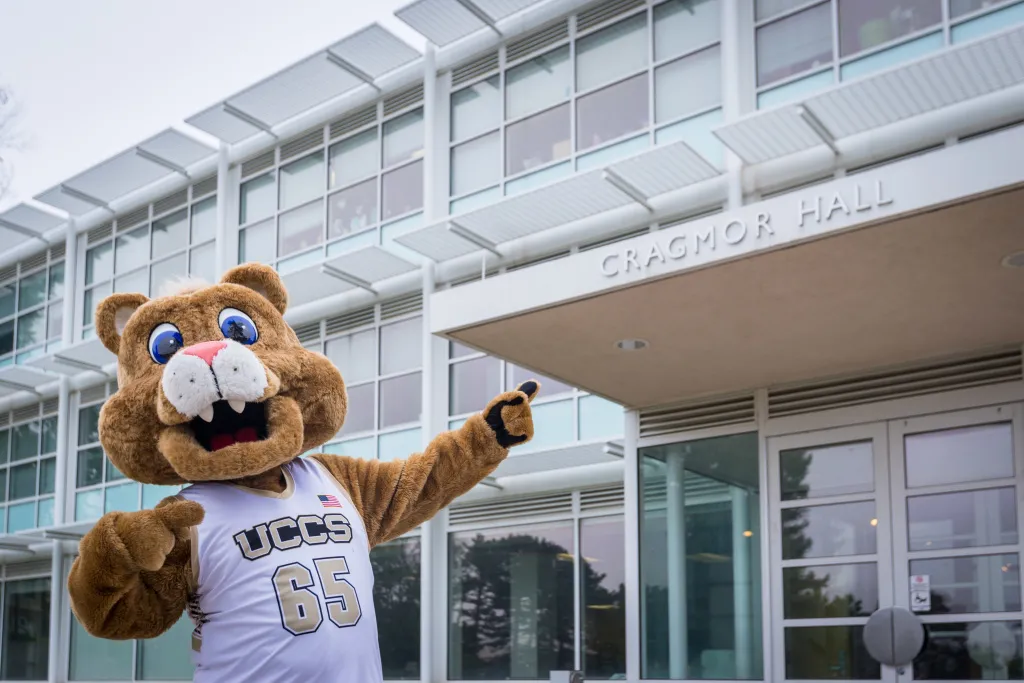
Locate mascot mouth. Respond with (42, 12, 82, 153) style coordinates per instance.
(189, 400, 269, 452)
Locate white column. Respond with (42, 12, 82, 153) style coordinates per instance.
(46, 539, 65, 683)
(720, 0, 756, 209)
(623, 409, 642, 682)
(60, 222, 78, 350)
(214, 143, 231, 276)
(667, 455, 688, 679)
(732, 487, 752, 679)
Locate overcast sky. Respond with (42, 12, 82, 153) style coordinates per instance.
(0, 0, 422, 212)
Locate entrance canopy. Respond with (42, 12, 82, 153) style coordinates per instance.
(429, 125, 1024, 410)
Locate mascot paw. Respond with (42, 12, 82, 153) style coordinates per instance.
(483, 380, 540, 448)
(115, 499, 205, 572)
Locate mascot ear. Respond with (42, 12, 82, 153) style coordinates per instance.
(95, 293, 151, 355)
(220, 263, 288, 316)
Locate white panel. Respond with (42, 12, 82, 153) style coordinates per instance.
(456, 171, 634, 244)
(0, 226, 37, 247)
(713, 106, 823, 165)
(395, 0, 487, 46)
(0, 204, 63, 233)
(186, 106, 263, 144)
(138, 129, 216, 169)
(228, 54, 365, 127)
(609, 141, 721, 198)
(473, 0, 542, 20)
(328, 24, 421, 78)
(55, 337, 116, 369)
(27, 355, 88, 377)
(33, 186, 101, 216)
(62, 150, 172, 203)
(394, 222, 483, 261)
(0, 365, 57, 390)
(327, 246, 418, 282)
(282, 265, 358, 308)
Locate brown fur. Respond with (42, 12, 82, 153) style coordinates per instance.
(67, 263, 537, 640)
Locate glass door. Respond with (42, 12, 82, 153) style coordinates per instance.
(768, 423, 896, 683)
(889, 404, 1024, 681)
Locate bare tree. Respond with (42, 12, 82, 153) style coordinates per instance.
(0, 85, 23, 202)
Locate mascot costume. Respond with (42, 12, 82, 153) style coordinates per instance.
(67, 263, 539, 682)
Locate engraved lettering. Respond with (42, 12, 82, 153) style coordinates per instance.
(826, 192, 850, 220)
(798, 197, 821, 227)
(723, 220, 747, 245)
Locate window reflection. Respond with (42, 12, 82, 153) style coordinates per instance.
(575, 13, 649, 92)
(641, 433, 763, 680)
(382, 160, 424, 220)
(240, 173, 276, 225)
(654, 0, 721, 62)
(781, 501, 877, 560)
(756, 3, 833, 86)
(905, 423, 1014, 488)
(452, 76, 501, 141)
(908, 487, 1018, 551)
(581, 517, 626, 679)
(0, 578, 50, 680)
(837, 0, 943, 57)
(448, 522, 575, 679)
(279, 153, 325, 211)
(277, 201, 323, 258)
(576, 74, 649, 151)
(910, 554, 1021, 615)
(784, 626, 880, 680)
(339, 383, 375, 436)
(780, 441, 874, 501)
(914, 621, 1024, 680)
(783, 563, 878, 618)
(372, 537, 421, 679)
(328, 179, 377, 239)
(450, 357, 501, 416)
(505, 47, 571, 121)
(505, 104, 571, 176)
(383, 110, 424, 168)
(329, 129, 379, 189)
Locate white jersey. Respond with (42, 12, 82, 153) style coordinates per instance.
(179, 457, 382, 682)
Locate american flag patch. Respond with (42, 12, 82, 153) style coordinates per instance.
(318, 494, 341, 508)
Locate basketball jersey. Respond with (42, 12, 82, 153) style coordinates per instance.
(179, 457, 382, 682)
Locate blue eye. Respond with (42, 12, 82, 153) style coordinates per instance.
(149, 323, 184, 364)
(218, 308, 258, 345)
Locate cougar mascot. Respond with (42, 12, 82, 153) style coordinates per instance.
(67, 263, 539, 682)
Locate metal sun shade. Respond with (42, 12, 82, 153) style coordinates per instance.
(0, 204, 63, 247)
(28, 337, 115, 377)
(714, 24, 1024, 165)
(33, 129, 217, 217)
(395, 0, 544, 46)
(282, 245, 419, 308)
(395, 140, 721, 262)
(186, 24, 421, 144)
(0, 365, 60, 398)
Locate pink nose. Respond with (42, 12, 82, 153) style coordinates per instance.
(181, 340, 227, 366)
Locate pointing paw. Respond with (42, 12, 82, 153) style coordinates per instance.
(484, 381, 540, 449)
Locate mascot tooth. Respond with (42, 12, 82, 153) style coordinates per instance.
(66, 263, 539, 683)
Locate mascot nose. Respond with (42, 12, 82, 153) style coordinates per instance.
(181, 340, 227, 367)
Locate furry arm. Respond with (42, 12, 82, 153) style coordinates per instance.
(311, 381, 539, 547)
(67, 497, 204, 639)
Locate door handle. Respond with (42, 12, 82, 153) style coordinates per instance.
(862, 607, 926, 668)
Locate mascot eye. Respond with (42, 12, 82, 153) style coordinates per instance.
(149, 323, 184, 364)
(219, 308, 258, 345)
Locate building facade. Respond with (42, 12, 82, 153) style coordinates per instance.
(0, 0, 1022, 681)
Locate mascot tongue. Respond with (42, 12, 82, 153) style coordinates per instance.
(210, 427, 259, 451)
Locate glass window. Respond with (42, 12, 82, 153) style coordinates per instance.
(450, 357, 501, 415)
(151, 209, 189, 257)
(908, 487, 1018, 551)
(191, 196, 217, 243)
(47, 303, 62, 341)
(451, 76, 501, 141)
(77, 447, 105, 488)
(506, 46, 572, 120)
(329, 129, 379, 189)
(756, 0, 814, 21)
(0, 320, 11, 355)
(505, 104, 571, 176)
(451, 132, 501, 196)
(780, 440, 874, 500)
(39, 458, 55, 495)
(577, 74, 649, 151)
(189, 243, 216, 283)
(79, 405, 101, 445)
(838, 0, 942, 57)
(914, 621, 1024, 679)
(137, 615, 195, 680)
(372, 537, 421, 679)
(380, 372, 422, 428)
(952, 0, 1009, 17)
(83, 284, 111, 328)
(150, 254, 188, 296)
(382, 160, 423, 220)
(450, 341, 477, 359)
(18, 270, 46, 310)
(782, 501, 878, 559)
(1, 578, 50, 681)
(279, 152, 325, 211)
(0, 282, 14, 318)
(12, 422, 38, 461)
(340, 383, 375, 436)
(654, 0, 721, 62)
(910, 553, 1021, 615)
(10, 462, 36, 499)
(41, 418, 56, 454)
(85, 243, 114, 286)
(239, 220, 275, 264)
(240, 173, 276, 225)
(576, 13, 649, 92)
(783, 563, 878, 618)
(48, 262, 65, 299)
(69, 616, 133, 680)
(655, 46, 722, 123)
(115, 226, 149, 275)
(327, 179, 377, 240)
(506, 364, 572, 396)
(784, 626, 879, 680)
(905, 423, 1014, 488)
(114, 269, 148, 296)
(325, 330, 376, 385)
(16, 310, 45, 350)
(383, 110, 425, 168)
(756, 3, 833, 86)
(448, 522, 575, 679)
(277, 201, 323, 258)
(581, 517, 626, 679)
(380, 317, 422, 375)
(640, 433, 764, 679)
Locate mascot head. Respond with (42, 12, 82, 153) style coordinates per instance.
(93, 263, 347, 485)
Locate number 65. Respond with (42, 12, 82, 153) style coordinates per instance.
(272, 556, 362, 636)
